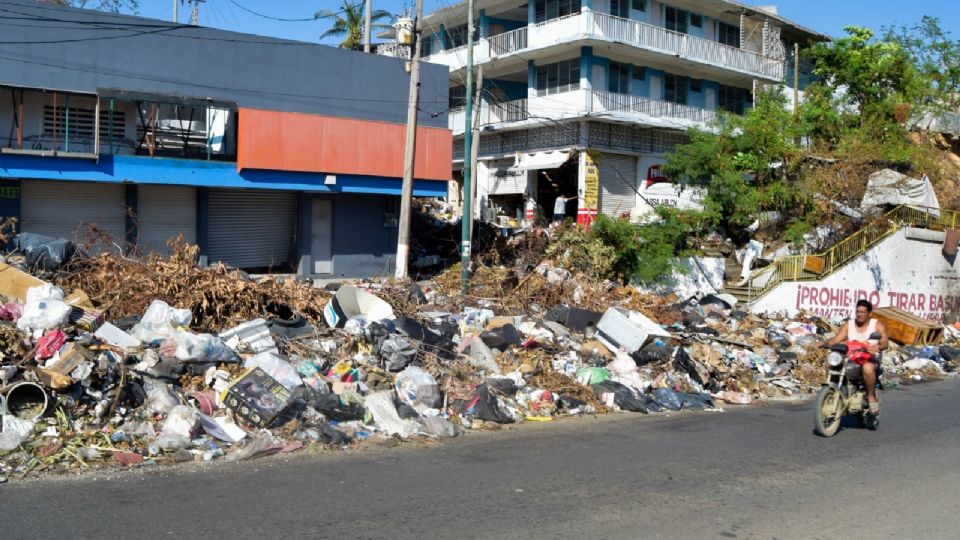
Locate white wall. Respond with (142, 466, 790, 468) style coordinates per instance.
(752, 228, 960, 322)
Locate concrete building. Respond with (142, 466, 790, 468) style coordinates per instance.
(0, 0, 451, 277)
(404, 0, 825, 225)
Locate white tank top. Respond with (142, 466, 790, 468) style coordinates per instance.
(847, 318, 878, 341)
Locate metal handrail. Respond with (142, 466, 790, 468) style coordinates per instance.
(743, 205, 960, 302)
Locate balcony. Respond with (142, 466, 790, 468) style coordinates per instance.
(424, 12, 784, 82)
(449, 90, 716, 134)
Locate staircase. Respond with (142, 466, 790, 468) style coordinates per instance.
(720, 205, 960, 307)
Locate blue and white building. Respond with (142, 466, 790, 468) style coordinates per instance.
(411, 0, 826, 224)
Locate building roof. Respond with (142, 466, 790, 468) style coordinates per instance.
(0, 0, 448, 127)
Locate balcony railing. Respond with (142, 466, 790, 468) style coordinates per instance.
(425, 11, 784, 81)
(449, 90, 717, 132)
(591, 13, 784, 80)
(592, 91, 718, 123)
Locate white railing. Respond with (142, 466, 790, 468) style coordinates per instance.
(488, 26, 528, 56)
(591, 12, 784, 80)
(448, 98, 530, 132)
(448, 106, 466, 133)
(592, 90, 717, 123)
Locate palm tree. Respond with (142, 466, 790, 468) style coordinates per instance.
(316, 1, 392, 50)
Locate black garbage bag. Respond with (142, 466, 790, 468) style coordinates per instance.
(365, 321, 392, 348)
(700, 294, 732, 310)
(468, 384, 515, 423)
(633, 342, 673, 366)
(313, 392, 366, 421)
(395, 316, 443, 345)
(378, 335, 417, 372)
(486, 377, 519, 395)
(556, 394, 586, 411)
(480, 324, 521, 351)
(12, 233, 79, 271)
(320, 423, 352, 445)
(673, 347, 706, 386)
(395, 401, 420, 419)
(940, 346, 960, 361)
(651, 387, 682, 411)
(682, 308, 706, 327)
(591, 380, 648, 413)
(643, 396, 663, 413)
(681, 392, 715, 411)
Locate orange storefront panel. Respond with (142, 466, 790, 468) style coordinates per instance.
(238, 108, 452, 181)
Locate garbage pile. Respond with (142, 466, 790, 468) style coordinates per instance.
(0, 232, 956, 482)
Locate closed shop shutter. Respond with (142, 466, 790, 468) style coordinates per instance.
(599, 153, 637, 217)
(20, 180, 126, 248)
(207, 189, 296, 269)
(137, 185, 197, 255)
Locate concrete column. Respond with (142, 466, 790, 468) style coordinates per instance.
(528, 0, 536, 24)
(124, 183, 138, 254)
(528, 60, 537, 99)
(479, 9, 489, 38)
(196, 186, 208, 266)
(296, 192, 312, 276)
(581, 46, 593, 112)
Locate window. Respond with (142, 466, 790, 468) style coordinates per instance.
(664, 74, 689, 105)
(449, 86, 467, 108)
(536, 59, 580, 95)
(631, 0, 645, 12)
(690, 13, 702, 28)
(632, 65, 645, 81)
(690, 79, 702, 93)
(665, 6, 688, 34)
(718, 22, 740, 47)
(534, 0, 581, 23)
(718, 84, 751, 114)
(610, 0, 629, 18)
(608, 62, 630, 94)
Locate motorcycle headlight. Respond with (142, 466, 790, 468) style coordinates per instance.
(827, 352, 843, 367)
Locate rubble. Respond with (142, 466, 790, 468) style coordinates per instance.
(0, 232, 955, 482)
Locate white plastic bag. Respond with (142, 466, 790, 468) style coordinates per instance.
(245, 352, 303, 390)
(395, 366, 441, 414)
(364, 391, 418, 438)
(131, 300, 193, 342)
(144, 382, 180, 415)
(17, 284, 70, 331)
(0, 415, 34, 451)
(167, 331, 237, 363)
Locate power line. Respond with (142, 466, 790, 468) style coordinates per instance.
(226, 0, 316, 22)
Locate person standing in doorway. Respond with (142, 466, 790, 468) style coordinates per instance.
(552, 194, 576, 226)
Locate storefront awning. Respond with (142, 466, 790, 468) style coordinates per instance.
(513, 149, 572, 171)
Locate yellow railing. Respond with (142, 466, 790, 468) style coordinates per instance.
(744, 205, 960, 301)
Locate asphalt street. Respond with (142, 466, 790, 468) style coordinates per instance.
(3, 377, 960, 539)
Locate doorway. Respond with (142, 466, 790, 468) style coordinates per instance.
(312, 198, 332, 274)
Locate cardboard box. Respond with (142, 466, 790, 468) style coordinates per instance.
(222, 367, 293, 428)
(0, 262, 46, 302)
(873, 307, 943, 346)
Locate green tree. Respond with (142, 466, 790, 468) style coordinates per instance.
(49, 0, 139, 13)
(885, 16, 960, 111)
(316, 1, 392, 50)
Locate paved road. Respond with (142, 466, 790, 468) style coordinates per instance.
(4, 378, 960, 539)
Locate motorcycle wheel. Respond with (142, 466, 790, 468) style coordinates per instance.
(814, 386, 843, 437)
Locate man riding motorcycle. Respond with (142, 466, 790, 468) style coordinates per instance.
(825, 299, 889, 415)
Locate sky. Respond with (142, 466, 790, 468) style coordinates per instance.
(133, 0, 960, 45)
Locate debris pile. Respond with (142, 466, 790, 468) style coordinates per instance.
(0, 232, 954, 482)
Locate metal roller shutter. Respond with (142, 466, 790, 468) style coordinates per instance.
(599, 153, 637, 218)
(207, 189, 296, 269)
(137, 185, 197, 255)
(20, 180, 126, 248)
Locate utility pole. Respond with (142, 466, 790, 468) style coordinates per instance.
(469, 65, 483, 244)
(191, 0, 203, 26)
(460, 0, 475, 294)
(793, 42, 800, 115)
(173, 0, 178, 23)
(394, 0, 423, 280)
(363, 0, 373, 53)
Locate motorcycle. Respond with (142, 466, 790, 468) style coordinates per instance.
(814, 332, 883, 437)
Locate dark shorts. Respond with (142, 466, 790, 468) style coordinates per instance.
(553, 213, 565, 221)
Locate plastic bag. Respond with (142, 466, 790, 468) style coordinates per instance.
(228, 433, 283, 461)
(652, 388, 682, 411)
(681, 392, 715, 411)
(0, 415, 34, 451)
(421, 416, 457, 438)
(0, 302, 22, 321)
(144, 382, 180, 415)
(591, 381, 647, 413)
(131, 300, 193, 342)
(245, 352, 302, 390)
(607, 352, 638, 376)
(167, 331, 238, 364)
(17, 285, 71, 331)
(379, 336, 417, 372)
(364, 391, 418, 437)
(576, 367, 611, 386)
(395, 366, 441, 414)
